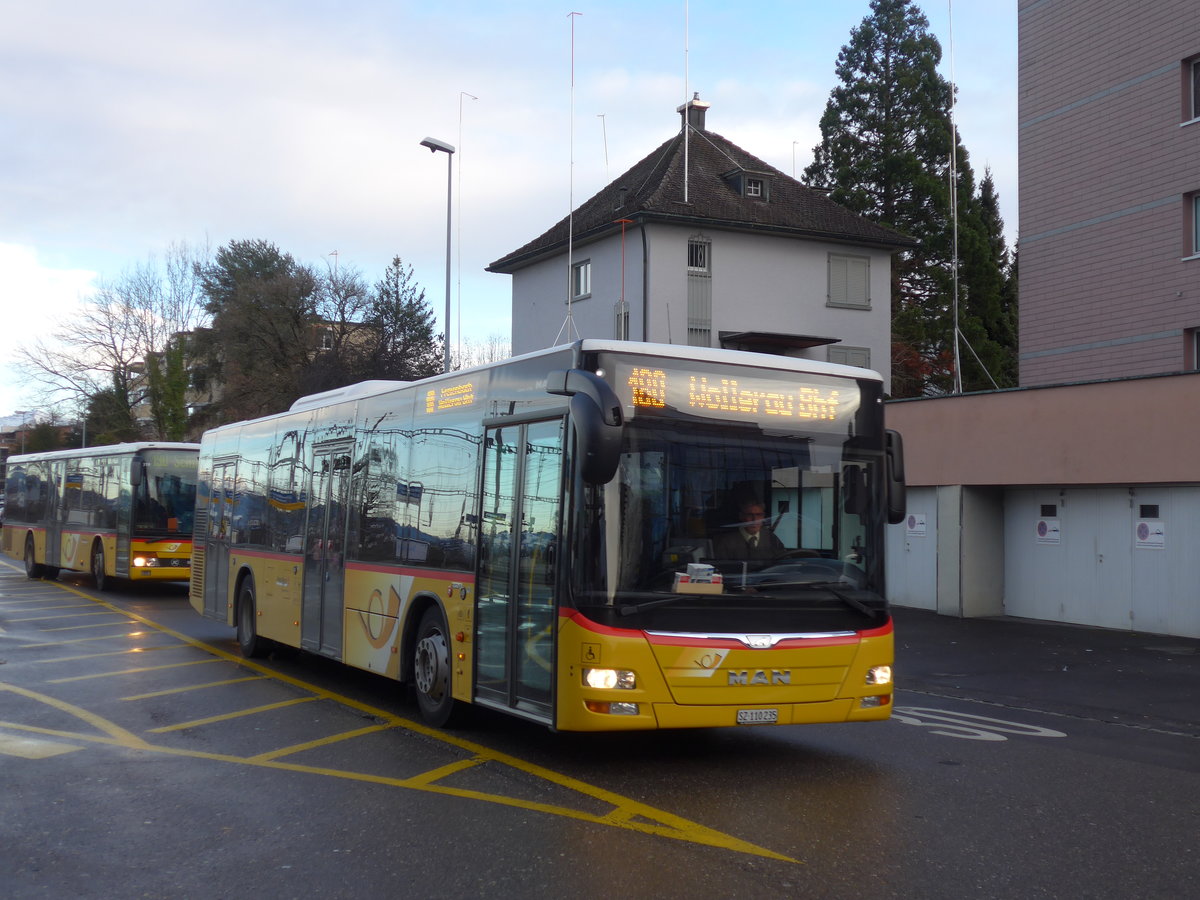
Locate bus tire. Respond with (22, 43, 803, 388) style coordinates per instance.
(236, 580, 271, 659)
(91, 544, 109, 591)
(413, 605, 458, 727)
(24, 536, 45, 579)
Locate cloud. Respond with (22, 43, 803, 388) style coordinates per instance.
(0, 244, 98, 415)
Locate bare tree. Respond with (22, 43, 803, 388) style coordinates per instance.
(14, 241, 211, 438)
(453, 334, 511, 370)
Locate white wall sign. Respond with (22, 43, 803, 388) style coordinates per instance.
(906, 513, 927, 537)
(1036, 518, 1061, 544)
(1135, 520, 1165, 550)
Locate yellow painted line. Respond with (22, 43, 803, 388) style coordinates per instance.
(40, 622, 133, 632)
(122, 675, 267, 701)
(14, 633, 148, 648)
(3, 602, 97, 611)
(9, 611, 122, 622)
(401, 755, 488, 787)
(0, 565, 799, 864)
(0, 731, 84, 759)
(0, 683, 152, 748)
(48, 658, 223, 683)
(146, 697, 318, 733)
(35, 644, 186, 664)
(248, 723, 393, 762)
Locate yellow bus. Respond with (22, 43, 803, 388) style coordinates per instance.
(190, 340, 905, 731)
(3, 442, 200, 589)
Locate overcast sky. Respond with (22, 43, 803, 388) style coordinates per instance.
(0, 0, 1017, 420)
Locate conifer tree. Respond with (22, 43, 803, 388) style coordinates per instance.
(803, 0, 1015, 395)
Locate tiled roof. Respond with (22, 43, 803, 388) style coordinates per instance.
(487, 125, 915, 272)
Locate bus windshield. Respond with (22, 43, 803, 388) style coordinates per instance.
(575, 354, 889, 635)
(134, 450, 199, 537)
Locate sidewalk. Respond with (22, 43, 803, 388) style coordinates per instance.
(890, 606, 1200, 736)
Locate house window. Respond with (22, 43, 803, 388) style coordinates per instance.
(687, 238, 712, 346)
(1187, 328, 1200, 370)
(1192, 194, 1200, 257)
(746, 178, 763, 198)
(1191, 58, 1200, 121)
(572, 260, 591, 300)
(828, 345, 871, 369)
(318, 328, 334, 351)
(827, 254, 871, 309)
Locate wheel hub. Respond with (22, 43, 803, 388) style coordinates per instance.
(414, 631, 448, 698)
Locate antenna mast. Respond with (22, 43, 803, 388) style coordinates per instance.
(558, 12, 584, 345)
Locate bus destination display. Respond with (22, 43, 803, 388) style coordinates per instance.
(624, 366, 853, 422)
(424, 382, 474, 414)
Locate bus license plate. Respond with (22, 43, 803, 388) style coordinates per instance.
(737, 708, 778, 725)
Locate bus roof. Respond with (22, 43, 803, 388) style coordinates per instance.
(208, 340, 884, 436)
(6, 442, 201, 465)
(577, 339, 885, 383)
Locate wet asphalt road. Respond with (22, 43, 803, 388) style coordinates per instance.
(2, 566, 1197, 898)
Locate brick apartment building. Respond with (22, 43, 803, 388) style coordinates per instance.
(1018, 0, 1200, 384)
(884, 0, 1200, 638)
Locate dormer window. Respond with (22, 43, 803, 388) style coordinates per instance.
(722, 169, 771, 200)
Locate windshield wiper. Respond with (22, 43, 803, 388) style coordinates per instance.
(797, 581, 883, 620)
(617, 594, 696, 616)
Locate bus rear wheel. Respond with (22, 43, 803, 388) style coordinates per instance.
(236, 580, 271, 658)
(91, 544, 109, 591)
(413, 605, 457, 727)
(24, 536, 45, 579)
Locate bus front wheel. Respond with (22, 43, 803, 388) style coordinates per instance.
(236, 581, 271, 658)
(413, 605, 457, 727)
(91, 544, 109, 591)
(24, 536, 45, 579)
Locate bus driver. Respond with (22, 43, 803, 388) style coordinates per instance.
(711, 498, 785, 560)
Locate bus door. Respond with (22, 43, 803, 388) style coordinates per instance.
(202, 459, 237, 619)
(115, 456, 134, 574)
(475, 419, 565, 722)
(44, 460, 65, 568)
(301, 443, 352, 657)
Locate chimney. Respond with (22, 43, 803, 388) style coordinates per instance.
(677, 92, 710, 132)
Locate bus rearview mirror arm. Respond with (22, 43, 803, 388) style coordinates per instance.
(885, 429, 907, 525)
(547, 369, 624, 484)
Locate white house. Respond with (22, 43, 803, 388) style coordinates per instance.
(487, 98, 913, 392)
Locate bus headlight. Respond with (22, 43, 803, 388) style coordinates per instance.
(865, 665, 892, 685)
(583, 668, 636, 690)
(132, 556, 158, 568)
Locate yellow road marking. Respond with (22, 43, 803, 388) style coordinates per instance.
(41, 622, 132, 632)
(1, 602, 97, 610)
(0, 563, 800, 864)
(122, 675, 268, 701)
(35, 644, 187, 664)
(248, 723, 393, 762)
(48, 658, 223, 683)
(147, 697, 318, 733)
(10, 611, 121, 622)
(15, 633, 149, 648)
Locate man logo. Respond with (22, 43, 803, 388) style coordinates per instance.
(728, 670, 791, 686)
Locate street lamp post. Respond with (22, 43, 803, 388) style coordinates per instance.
(420, 136, 455, 373)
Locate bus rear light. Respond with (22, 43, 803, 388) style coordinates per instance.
(585, 700, 640, 715)
(865, 665, 892, 685)
(583, 668, 636, 690)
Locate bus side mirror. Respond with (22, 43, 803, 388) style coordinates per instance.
(886, 429, 906, 525)
(547, 369, 624, 484)
(130, 459, 144, 487)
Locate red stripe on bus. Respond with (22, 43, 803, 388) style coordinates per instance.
(560, 608, 892, 645)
